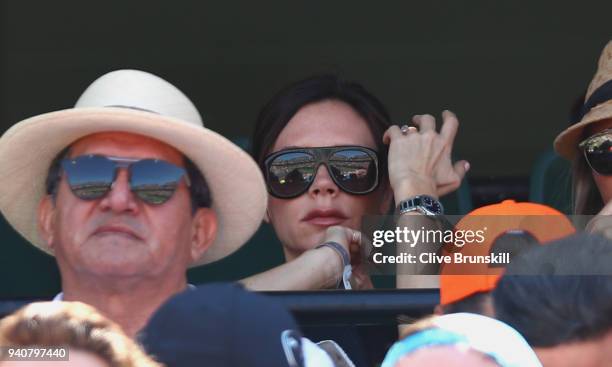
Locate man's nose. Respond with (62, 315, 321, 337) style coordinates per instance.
(308, 164, 339, 197)
(98, 169, 139, 213)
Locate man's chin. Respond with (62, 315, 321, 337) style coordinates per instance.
(81, 258, 150, 278)
(79, 245, 152, 277)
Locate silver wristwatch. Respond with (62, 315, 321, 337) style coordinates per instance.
(397, 195, 444, 216)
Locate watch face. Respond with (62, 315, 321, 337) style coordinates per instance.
(428, 200, 443, 215)
(421, 195, 443, 215)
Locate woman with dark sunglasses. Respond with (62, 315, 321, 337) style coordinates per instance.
(241, 74, 468, 290)
(554, 41, 612, 238)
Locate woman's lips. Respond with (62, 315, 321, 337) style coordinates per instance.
(302, 209, 348, 226)
(304, 216, 347, 226)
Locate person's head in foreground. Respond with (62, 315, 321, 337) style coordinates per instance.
(0, 301, 161, 367)
(554, 40, 612, 215)
(381, 313, 542, 367)
(494, 232, 612, 367)
(251, 74, 394, 261)
(141, 282, 351, 367)
(0, 69, 267, 336)
(438, 200, 575, 317)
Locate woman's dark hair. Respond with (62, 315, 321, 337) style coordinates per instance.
(251, 74, 392, 180)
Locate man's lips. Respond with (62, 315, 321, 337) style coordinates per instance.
(301, 209, 348, 226)
(92, 225, 142, 240)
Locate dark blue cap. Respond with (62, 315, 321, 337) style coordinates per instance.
(140, 283, 304, 367)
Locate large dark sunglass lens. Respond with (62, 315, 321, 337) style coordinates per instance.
(585, 135, 612, 175)
(267, 152, 315, 198)
(130, 159, 185, 204)
(329, 149, 378, 193)
(61, 155, 115, 200)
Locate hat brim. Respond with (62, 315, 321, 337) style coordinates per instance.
(0, 107, 266, 266)
(554, 99, 612, 160)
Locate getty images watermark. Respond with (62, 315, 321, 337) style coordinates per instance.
(0, 346, 69, 361)
(368, 225, 510, 266)
(360, 215, 592, 275)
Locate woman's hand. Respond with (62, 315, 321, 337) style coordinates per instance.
(587, 200, 612, 240)
(383, 110, 469, 201)
(320, 226, 374, 289)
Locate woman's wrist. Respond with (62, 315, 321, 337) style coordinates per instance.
(309, 245, 343, 289)
(393, 176, 437, 203)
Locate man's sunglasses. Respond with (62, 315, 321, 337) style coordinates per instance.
(579, 128, 612, 175)
(60, 154, 190, 205)
(263, 146, 380, 199)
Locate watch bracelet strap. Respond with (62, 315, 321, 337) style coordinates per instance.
(316, 241, 352, 290)
(398, 197, 417, 215)
(397, 195, 444, 216)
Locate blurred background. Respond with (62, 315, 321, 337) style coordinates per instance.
(0, 0, 610, 297)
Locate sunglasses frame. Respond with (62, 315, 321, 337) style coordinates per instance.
(263, 145, 380, 199)
(578, 128, 612, 176)
(60, 154, 191, 204)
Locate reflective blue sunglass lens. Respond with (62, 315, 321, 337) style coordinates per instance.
(328, 149, 378, 193)
(267, 152, 316, 198)
(130, 159, 185, 204)
(61, 155, 115, 200)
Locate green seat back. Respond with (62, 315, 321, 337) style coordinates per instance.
(529, 150, 573, 214)
(0, 215, 61, 299)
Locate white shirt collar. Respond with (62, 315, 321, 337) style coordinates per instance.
(52, 283, 196, 302)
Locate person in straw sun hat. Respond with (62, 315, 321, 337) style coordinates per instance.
(0, 69, 268, 337)
(553, 40, 612, 239)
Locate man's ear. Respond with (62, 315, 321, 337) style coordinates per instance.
(38, 196, 56, 249)
(190, 208, 218, 262)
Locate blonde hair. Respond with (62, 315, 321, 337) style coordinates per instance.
(0, 301, 162, 367)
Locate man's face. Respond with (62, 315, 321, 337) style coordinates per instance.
(38, 132, 213, 279)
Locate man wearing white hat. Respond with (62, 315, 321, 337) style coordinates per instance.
(0, 69, 267, 337)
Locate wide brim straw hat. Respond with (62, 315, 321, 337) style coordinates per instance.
(0, 69, 267, 267)
(554, 40, 612, 159)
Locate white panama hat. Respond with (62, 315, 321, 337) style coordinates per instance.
(0, 69, 267, 266)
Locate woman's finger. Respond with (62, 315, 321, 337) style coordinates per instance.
(439, 110, 459, 146)
(383, 125, 403, 144)
(413, 114, 436, 132)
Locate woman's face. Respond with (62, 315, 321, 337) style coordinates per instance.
(586, 118, 612, 204)
(267, 99, 391, 260)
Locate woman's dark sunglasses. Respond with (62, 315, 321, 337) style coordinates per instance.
(263, 146, 380, 199)
(61, 154, 190, 205)
(579, 128, 612, 175)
